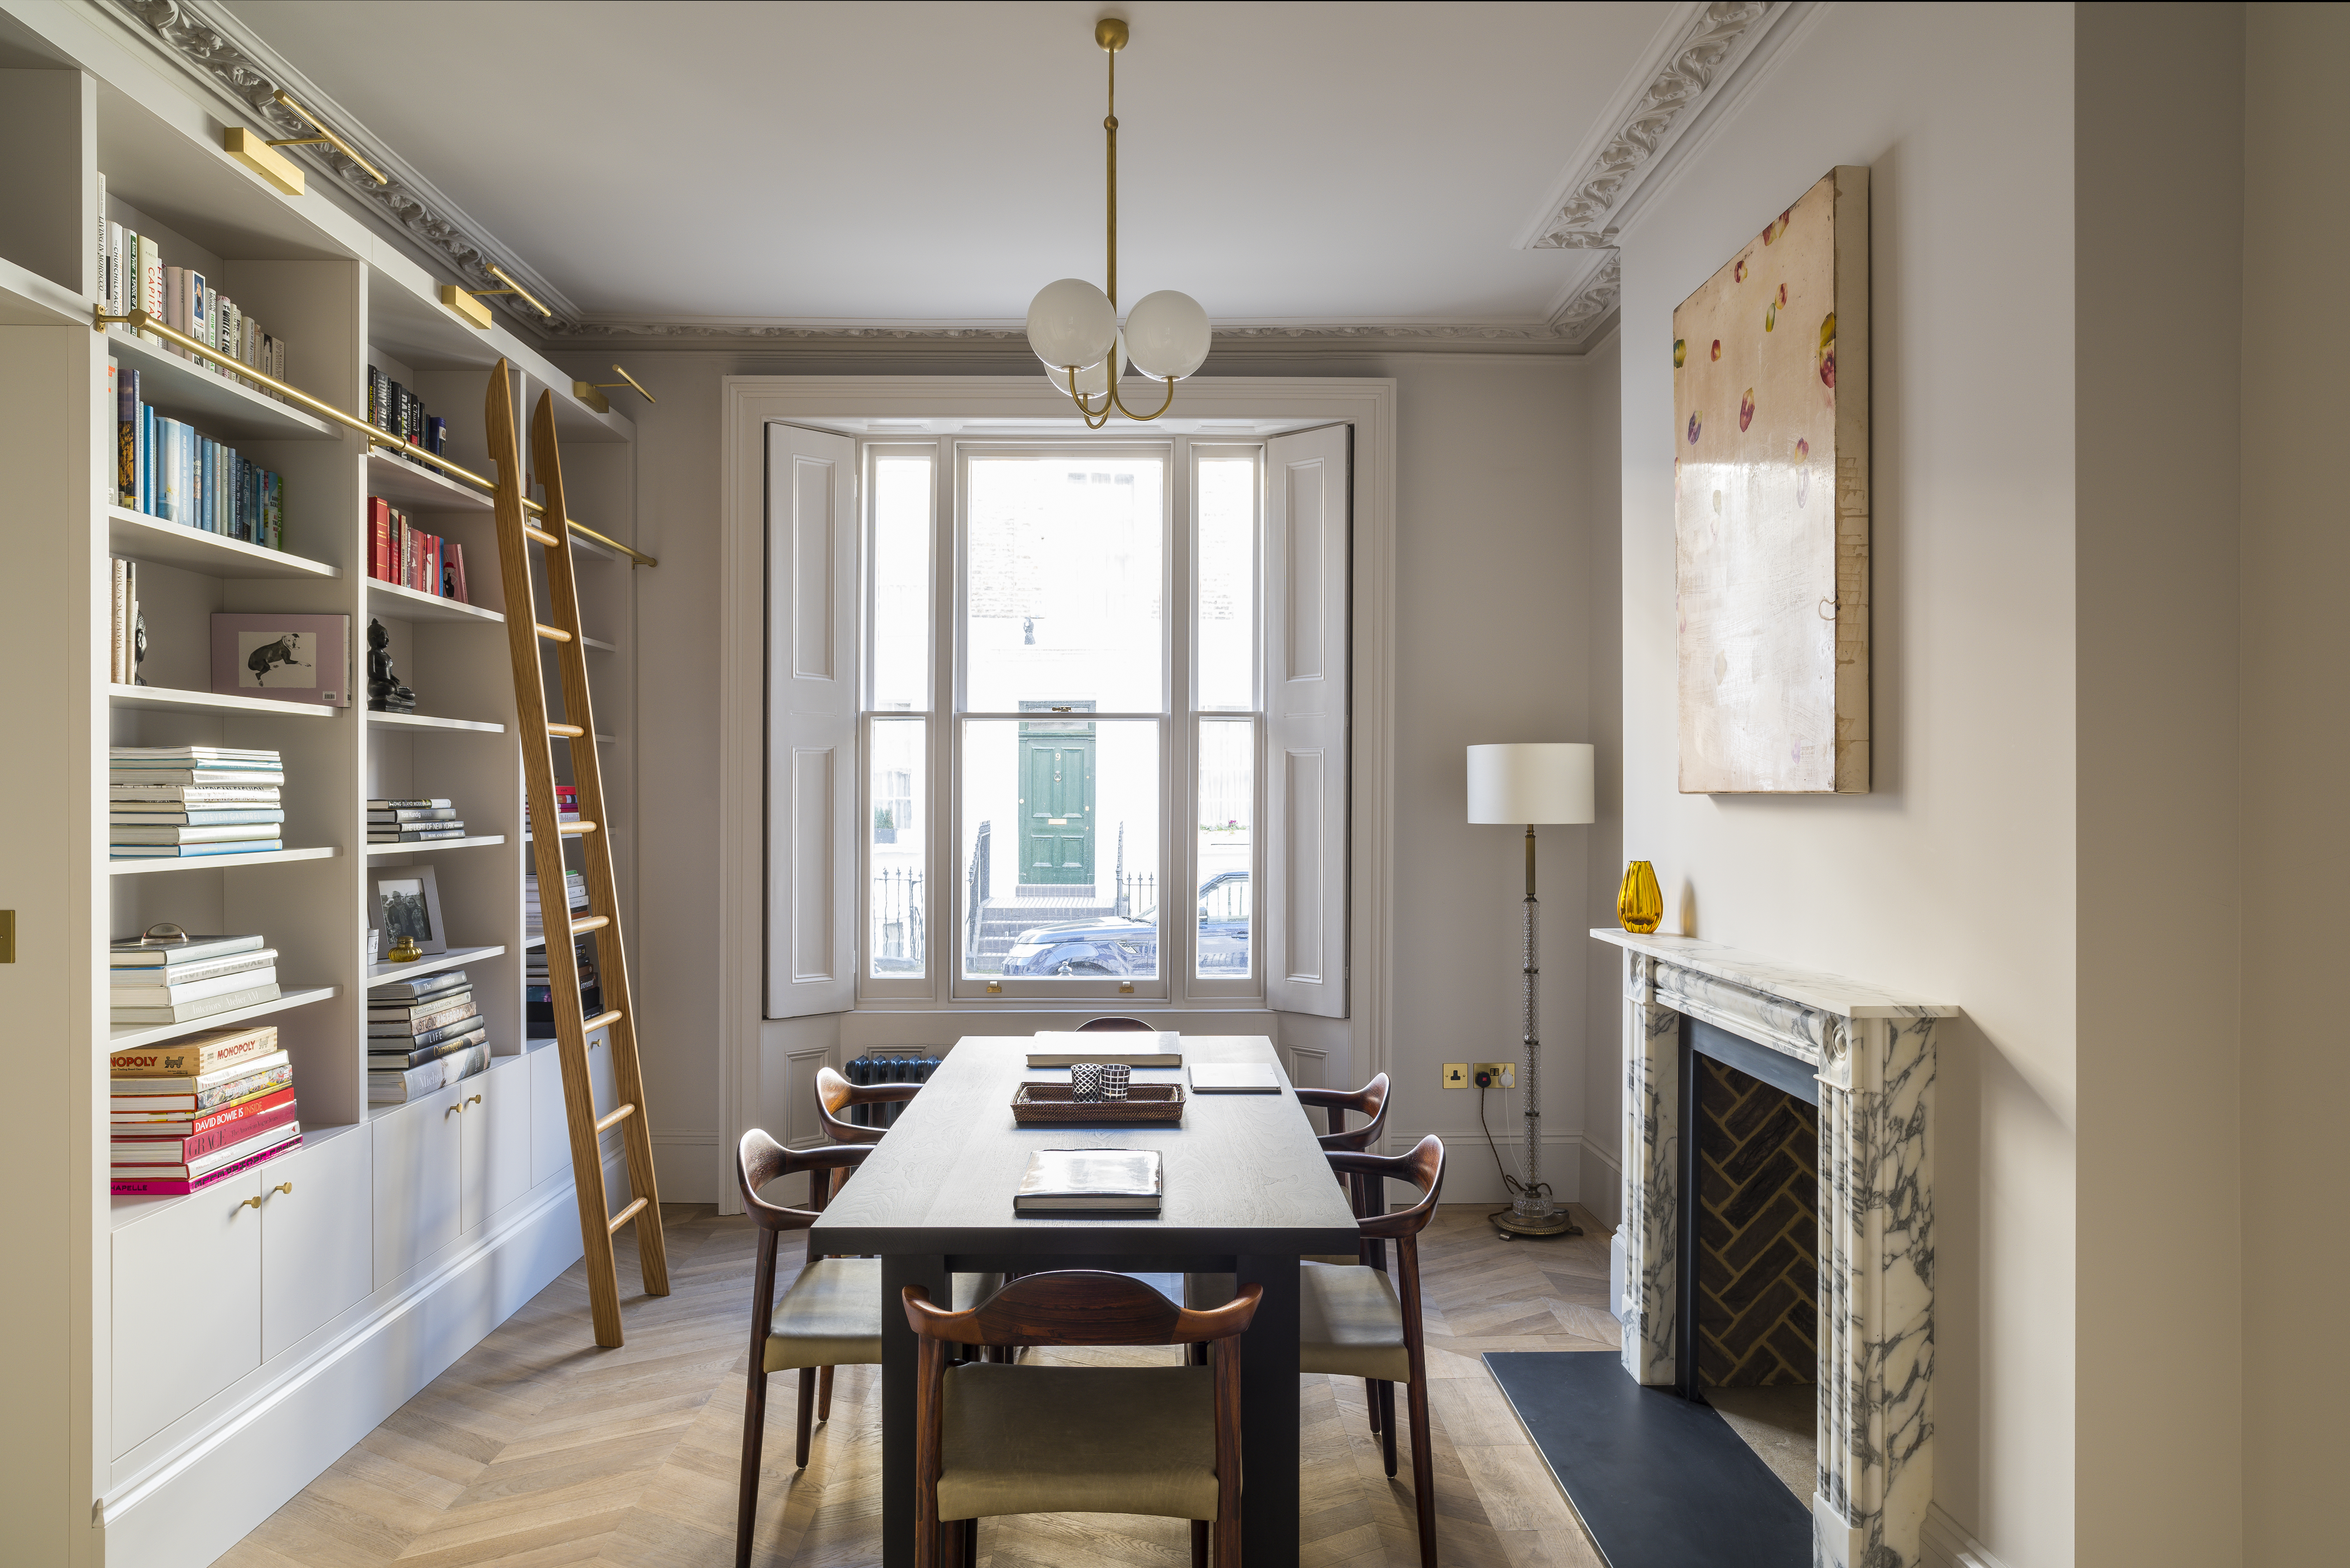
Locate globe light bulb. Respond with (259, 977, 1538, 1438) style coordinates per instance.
(1046, 332, 1126, 398)
(1121, 289, 1210, 380)
(1026, 278, 1117, 373)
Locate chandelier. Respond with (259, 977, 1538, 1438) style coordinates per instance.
(1026, 18, 1209, 428)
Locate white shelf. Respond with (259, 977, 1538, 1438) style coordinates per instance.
(566, 531, 622, 564)
(582, 634, 616, 653)
(365, 834, 507, 857)
(109, 846, 338, 876)
(107, 331, 339, 443)
(365, 710, 506, 734)
(109, 683, 336, 718)
(0, 252, 89, 328)
(366, 944, 506, 988)
(367, 449, 495, 512)
(108, 508, 341, 580)
(366, 580, 504, 624)
(107, 984, 339, 1051)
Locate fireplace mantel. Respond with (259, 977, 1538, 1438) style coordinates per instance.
(1590, 930, 1956, 1568)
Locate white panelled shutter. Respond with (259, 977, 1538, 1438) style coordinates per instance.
(1263, 424, 1351, 1018)
(765, 423, 859, 1017)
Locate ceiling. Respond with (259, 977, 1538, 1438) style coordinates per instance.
(215, 0, 1682, 336)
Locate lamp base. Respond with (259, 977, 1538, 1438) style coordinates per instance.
(1493, 1200, 1583, 1240)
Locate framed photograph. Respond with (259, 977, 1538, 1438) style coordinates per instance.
(210, 612, 351, 707)
(371, 865, 447, 956)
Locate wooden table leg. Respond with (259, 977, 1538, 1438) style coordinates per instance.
(1236, 1253, 1301, 1567)
(882, 1253, 949, 1568)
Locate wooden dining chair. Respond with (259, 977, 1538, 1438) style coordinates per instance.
(1076, 1015, 1154, 1030)
(1295, 1073, 1392, 1262)
(735, 1129, 1002, 1568)
(902, 1271, 1262, 1568)
(814, 1062, 921, 1147)
(1188, 1135, 1447, 1568)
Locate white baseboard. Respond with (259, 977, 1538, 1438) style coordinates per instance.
(1578, 1138, 1623, 1230)
(651, 1131, 721, 1203)
(1920, 1503, 2013, 1568)
(1388, 1130, 1589, 1206)
(102, 1171, 600, 1568)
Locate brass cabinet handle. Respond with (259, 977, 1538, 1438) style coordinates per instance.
(238, 1195, 264, 1211)
(465, 1094, 483, 1108)
(446, 1102, 463, 1118)
(270, 1181, 293, 1196)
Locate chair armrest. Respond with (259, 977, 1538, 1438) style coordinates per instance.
(855, 1082, 923, 1104)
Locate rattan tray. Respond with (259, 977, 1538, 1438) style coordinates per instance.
(1011, 1082, 1186, 1125)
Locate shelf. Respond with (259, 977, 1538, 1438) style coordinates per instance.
(107, 507, 341, 580)
(367, 449, 495, 512)
(109, 846, 338, 876)
(0, 252, 90, 328)
(108, 331, 340, 443)
(566, 531, 623, 564)
(367, 580, 504, 624)
(366, 834, 507, 857)
(582, 634, 617, 653)
(109, 683, 336, 718)
(367, 944, 506, 988)
(366, 709, 506, 734)
(107, 984, 339, 1051)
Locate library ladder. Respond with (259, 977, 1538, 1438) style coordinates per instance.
(482, 360, 668, 1346)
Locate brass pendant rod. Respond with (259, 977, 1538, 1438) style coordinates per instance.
(1105, 36, 1118, 309)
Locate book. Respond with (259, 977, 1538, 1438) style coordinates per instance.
(112, 1116, 300, 1179)
(111, 785, 282, 804)
(110, 841, 284, 860)
(375, 1014, 488, 1054)
(111, 1055, 291, 1112)
(109, 767, 286, 787)
(368, 828, 468, 842)
(369, 1039, 489, 1103)
(110, 823, 287, 845)
(110, 809, 285, 827)
(1028, 1031, 1182, 1067)
(111, 1129, 300, 1196)
(112, 745, 283, 762)
(110, 931, 268, 967)
(1013, 1148, 1164, 1213)
(1186, 1063, 1281, 1094)
(109, 1021, 279, 1077)
(110, 950, 275, 990)
(368, 1025, 489, 1069)
(111, 967, 279, 1010)
(368, 798, 454, 810)
(113, 1101, 298, 1164)
(369, 996, 476, 1036)
(373, 968, 469, 1001)
(110, 982, 282, 1024)
(369, 807, 459, 822)
(110, 1082, 295, 1135)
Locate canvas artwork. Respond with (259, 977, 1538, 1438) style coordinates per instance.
(209, 612, 351, 707)
(1674, 165, 1869, 793)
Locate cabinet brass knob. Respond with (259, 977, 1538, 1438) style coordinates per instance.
(466, 1094, 483, 1108)
(239, 1195, 264, 1211)
(272, 1181, 293, 1196)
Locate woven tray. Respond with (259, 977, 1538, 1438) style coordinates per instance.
(1012, 1082, 1186, 1125)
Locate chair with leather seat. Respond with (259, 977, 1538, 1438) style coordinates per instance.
(1188, 1135, 1446, 1567)
(734, 1129, 1002, 1568)
(814, 1061, 922, 1149)
(902, 1270, 1262, 1568)
(1293, 1073, 1391, 1262)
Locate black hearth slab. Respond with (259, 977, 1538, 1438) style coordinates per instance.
(1483, 1351, 1811, 1568)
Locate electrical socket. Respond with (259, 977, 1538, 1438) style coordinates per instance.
(1442, 1062, 1470, 1089)
(1473, 1061, 1516, 1089)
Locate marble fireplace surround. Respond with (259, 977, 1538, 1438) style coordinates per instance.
(1591, 931, 1955, 1568)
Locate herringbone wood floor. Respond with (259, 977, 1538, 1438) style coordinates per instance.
(216, 1202, 1620, 1568)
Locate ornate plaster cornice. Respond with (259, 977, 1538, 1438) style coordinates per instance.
(1524, 0, 1788, 250)
(102, 0, 577, 332)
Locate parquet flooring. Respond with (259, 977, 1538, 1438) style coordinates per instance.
(216, 1203, 1620, 1568)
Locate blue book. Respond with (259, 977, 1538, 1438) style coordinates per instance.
(138, 402, 152, 514)
(110, 840, 284, 860)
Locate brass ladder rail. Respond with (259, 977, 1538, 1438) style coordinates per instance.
(483, 358, 668, 1346)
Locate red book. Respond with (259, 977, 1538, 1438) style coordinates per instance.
(369, 496, 391, 582)
(111, 1132, 301, 1196)
(427, 533, 443, 597)
(113, 1099, 298, 1163)
(110, 1083, 296, 1142)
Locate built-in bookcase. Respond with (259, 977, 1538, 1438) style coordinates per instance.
(0, 29, 638, 1568)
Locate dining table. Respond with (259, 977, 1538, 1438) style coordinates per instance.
(810, 1032, 1361, 1568)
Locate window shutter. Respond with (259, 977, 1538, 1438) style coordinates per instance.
(1263, 425, 1350, 1017)
(765, 422, 859, 1017)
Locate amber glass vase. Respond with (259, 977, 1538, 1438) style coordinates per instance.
(1617, 860, 1663, 934)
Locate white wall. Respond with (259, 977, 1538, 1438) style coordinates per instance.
(1612, 5, 2078, 1563)
(563, 346, 1616, 1207)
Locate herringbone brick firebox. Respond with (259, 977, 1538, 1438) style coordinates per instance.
(1694, 1053, 1819, 1386)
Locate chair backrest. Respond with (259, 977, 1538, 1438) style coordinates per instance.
(814, 1063, 922, 1145)
(902, 1270, 1261, 1348)
(1300, 1072, 1391, 1152)
(735, 1127, 872, 1234)
(1075, 1016, 1154, 1031)
(1326, 1134, 1446, 1241)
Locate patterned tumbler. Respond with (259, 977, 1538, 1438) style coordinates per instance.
(1101, 1063, 1131, 1100)
(1071, 1062, 1105, 1102)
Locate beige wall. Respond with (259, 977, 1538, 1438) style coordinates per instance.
(1612, 4, 2079, 1562)
(564, 346, 1617, 1208)
(2239, 4, 2350, 1559)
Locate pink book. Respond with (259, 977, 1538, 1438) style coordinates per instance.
(111, 1131, 300, 1196)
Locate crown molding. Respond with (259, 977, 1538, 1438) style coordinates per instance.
(546, 313, 1618, 354)
(101, 0, 575, 333)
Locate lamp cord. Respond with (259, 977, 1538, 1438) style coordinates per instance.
(1478, 1084, 1553, 1221)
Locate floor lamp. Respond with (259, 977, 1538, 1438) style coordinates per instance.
(1467, 742, 1595, 1239)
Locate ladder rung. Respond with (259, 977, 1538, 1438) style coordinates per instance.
(582, 1008, 623, 1033)
(558, 820, 598, 836)
(535, 622, 573, 643)
(547, 722, 584, 737)
(525, 524, 561, 547)
(569, 914, 610, 936)
(607, 1195, 650, 1234)
(595, 1101, 637, 1134)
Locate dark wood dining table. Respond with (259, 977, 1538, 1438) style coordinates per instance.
(811, 1033, 1360, 1568)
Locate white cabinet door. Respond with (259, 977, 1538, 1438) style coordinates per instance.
(260, 1128, 372, 1361)
(112, 1172, 263, 1457)
(372, 1083, 462, 1287)
(478, 1055, 532, 1225)
(529, 1042, 573, 1189)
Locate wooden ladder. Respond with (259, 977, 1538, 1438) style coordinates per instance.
(483, 360, 668, 1346)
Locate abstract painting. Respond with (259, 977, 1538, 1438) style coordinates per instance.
(1674, 166, 1869, 793)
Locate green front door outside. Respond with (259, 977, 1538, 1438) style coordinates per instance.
(1019, 714, 1095, 886)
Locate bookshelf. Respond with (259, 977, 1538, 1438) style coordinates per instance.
(0, 24, 641, 1568)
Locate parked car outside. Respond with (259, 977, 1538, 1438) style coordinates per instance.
(999, 871, 1251, 977)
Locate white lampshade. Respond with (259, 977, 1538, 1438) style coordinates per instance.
(1123, 289, 1211, 380)
(1026, 277, 1117, 371)
(1046, 331, 1126, 398)
(1467, 743, 1595, 825)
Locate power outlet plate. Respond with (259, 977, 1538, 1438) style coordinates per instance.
(1442, 1062, 1470, 1089)
(1474, 1061, 1517, 1089)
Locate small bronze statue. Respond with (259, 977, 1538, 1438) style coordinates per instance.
(366, 618, 415, 713)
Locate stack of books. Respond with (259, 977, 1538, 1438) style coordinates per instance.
(367, 497, 471, 601)
(524, 784, 579, 842)
(368, 367, 449, 463)
(527, 939, 602, 1038)
(111, 366, 288, 544)
(370, 797, 466, 845)
(110, 1023, 300, 1195)
(369, 970, 491, 1103)
(111, 748, 286, 859)
(112, 930, 281, 1026)
(525, 870, 590, 938)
